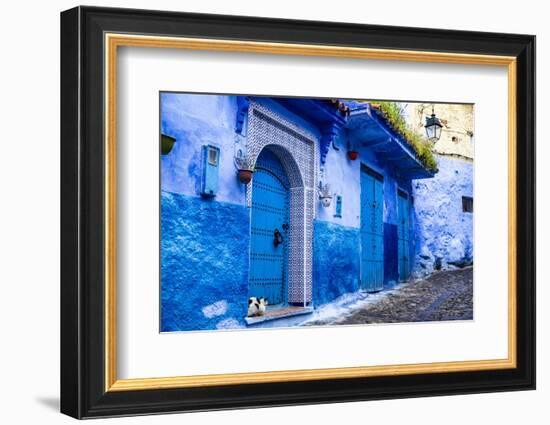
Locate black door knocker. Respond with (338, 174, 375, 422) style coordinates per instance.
(273, 228, 283, 247)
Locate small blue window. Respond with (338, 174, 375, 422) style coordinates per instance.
(207, 147, 219, 165)
(334, 195, 342, 218)
(201, 145, 220, 197)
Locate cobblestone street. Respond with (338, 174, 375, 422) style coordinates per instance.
(303, 267, 473, 326)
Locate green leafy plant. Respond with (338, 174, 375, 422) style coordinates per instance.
(161, 134, 177, 155)
(235, 154, 255, 171)
(369, 102, 438, 173)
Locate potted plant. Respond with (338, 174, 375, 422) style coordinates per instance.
(347, 140, 359, 160)
(319, 182, 333, 207)
(347, 150, 359, 160)
(161, 134, 177, 155)
(235, 155, 255, 184)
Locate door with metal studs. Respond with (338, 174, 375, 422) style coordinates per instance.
(397, 190, 411, 282)
(249, 149, 289, 305)
(360, 166, 384, 292)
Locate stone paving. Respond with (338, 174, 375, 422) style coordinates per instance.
(303, 267, 473, 326)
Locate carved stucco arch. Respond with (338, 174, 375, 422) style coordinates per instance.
(246, 101, 318, 305)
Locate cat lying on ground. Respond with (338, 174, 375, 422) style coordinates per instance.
(248, 297, 269, 317)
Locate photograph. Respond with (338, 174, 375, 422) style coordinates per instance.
(160, 93, 475, 332)
(55, 3, 536, 420)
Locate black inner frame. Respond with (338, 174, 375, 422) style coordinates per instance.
(60, 6, 535, 419)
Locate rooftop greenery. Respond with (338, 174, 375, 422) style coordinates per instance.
(368, 101, 438, 174)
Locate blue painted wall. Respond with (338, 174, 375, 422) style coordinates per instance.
(160, 92, 437, 330)
(315, 133, 415, 291)
(160, 92, 246, 205)
(312, 220, 361, 306)
(160, 191, 250, 332)
(412, 155, 474, 275)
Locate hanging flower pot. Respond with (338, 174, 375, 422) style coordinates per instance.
(238, 169, 253, 184)
(161, 134, 177, 155)
(235, 155, 255, 184)
(347, 150, 359, 161)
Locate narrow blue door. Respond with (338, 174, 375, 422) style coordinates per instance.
(249, 149, 289, 305)
(397, 190, 411, 282)
(360, 166, 384, 292)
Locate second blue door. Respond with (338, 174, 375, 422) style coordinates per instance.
(397, 190, 411, 282)
(249, 149, 289, 305)
(360, 166, 384, 292)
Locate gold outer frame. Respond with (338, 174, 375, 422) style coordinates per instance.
(104, 33, 517, 392)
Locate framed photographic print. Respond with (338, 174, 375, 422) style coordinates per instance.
(60, 6, 536, 419)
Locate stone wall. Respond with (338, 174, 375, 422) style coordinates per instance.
(412, 155, 474, 276)
(404, 102, 475, 159)
(404, 102, 475, 276)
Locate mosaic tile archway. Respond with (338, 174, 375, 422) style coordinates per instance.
(246, 102, 319, 305)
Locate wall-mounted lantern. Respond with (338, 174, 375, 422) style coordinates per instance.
(234, 154, 255, 184)
(319, 182, 333, 208)
(161, 134, 177, 155)
(424, 105, 443, 143)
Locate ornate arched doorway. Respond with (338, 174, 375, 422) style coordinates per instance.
(246, 102, 318, 306)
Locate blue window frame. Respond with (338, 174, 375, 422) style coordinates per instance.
(334, 195, 342, 218)
(200, 145, 220, 197)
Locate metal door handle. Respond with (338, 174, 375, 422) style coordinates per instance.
(273, 228, 283, 247)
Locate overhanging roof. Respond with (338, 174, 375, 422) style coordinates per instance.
(263, 97, 435, 179)
(346, 102, 435, 180)
(274, 98, 348, 130)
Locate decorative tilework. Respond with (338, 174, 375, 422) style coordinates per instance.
(246, 102, 318, 305)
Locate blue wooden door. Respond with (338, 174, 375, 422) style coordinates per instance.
(249, 149, 289, 305)
(397, 191, 411, 282)
(360, 167, 384, 292)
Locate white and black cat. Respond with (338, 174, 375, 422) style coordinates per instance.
(248, 297, 269, 317)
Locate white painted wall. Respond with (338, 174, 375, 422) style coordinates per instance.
(316, 134, 362, 228)
(0, 1, 545, 425)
